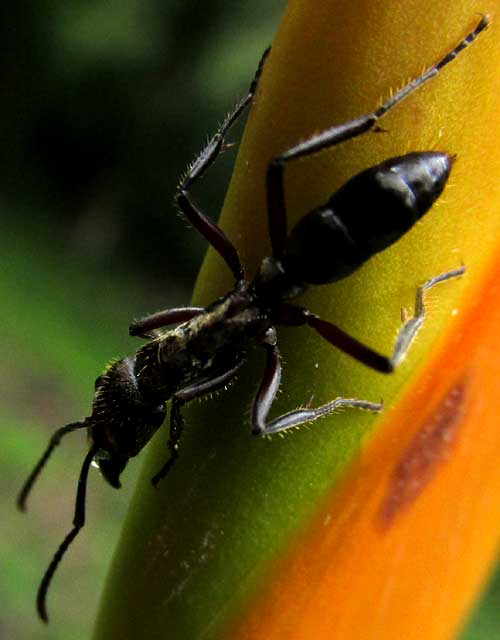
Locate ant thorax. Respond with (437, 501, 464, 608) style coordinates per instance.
(133, 282, 270, 403)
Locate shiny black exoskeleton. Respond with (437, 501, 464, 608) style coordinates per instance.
(282, 152, 452, 285)
(18, 15, 488, 623)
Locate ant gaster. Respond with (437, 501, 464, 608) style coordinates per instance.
(18, 16, 489, 622)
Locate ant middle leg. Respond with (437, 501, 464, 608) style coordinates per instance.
(266, 16, 488, 258)
(275, 267, 465, 374)
(175, 48, 270, 281)
(251, 328, 381, 437)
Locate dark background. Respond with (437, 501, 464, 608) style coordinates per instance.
(1, 2, 498, 638)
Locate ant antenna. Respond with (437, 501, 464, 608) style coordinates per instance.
(37, 444, 98, 622)
(17, 420, 88, 512)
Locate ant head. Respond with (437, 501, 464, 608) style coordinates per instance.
(88, 359, 166, 488)
(18, 359, 166, 622)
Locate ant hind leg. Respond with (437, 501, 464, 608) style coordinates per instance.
(265, 17, 488, 258)
(276, 267, 465, 374)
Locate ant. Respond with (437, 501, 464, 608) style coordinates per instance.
(18, 15, 488, 623)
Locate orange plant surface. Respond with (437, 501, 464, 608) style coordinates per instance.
(226, 253, 500, 640)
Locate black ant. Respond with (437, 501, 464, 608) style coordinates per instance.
(18, 15, 488, 622)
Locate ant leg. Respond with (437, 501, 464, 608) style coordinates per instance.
(176, 48, 270, 281)
(36, 444, 98, 622)
(251, 329, 381, 436)
(266, 16, 488, 257)
(17, 420, 88, 512)
(129, 306, 205, 338)
(387, 267, 465, 368)
(151, 396, 184, 487)
(151, 358, 246, 485)
(276, 267, 465, 374)
(179, 47, 269, 192)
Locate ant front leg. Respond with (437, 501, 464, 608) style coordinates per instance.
(266, 17, 488, 258)
(251, 328, 381, 437)
(276, 267, 465, 374)
(129, 307, 205, 338)
(175, 48, 270, 281)
(152, 358, 246, 485)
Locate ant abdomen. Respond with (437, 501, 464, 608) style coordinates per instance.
(282, 151, 453, 285)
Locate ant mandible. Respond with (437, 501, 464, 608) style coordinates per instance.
(18, 15, 489, 622)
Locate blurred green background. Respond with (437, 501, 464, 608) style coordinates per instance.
(1, 2, 498, 638)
